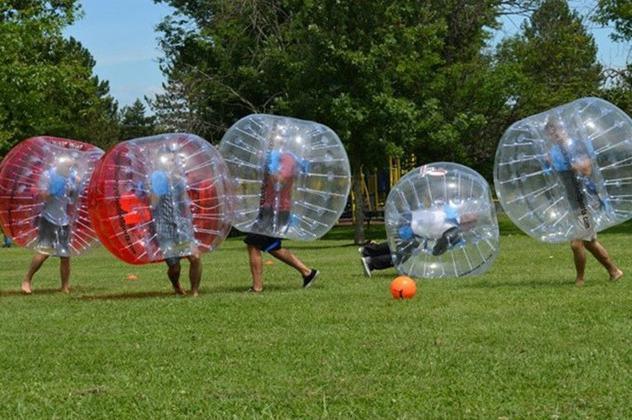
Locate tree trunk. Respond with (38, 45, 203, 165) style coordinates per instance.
(352, 168, 365, 245)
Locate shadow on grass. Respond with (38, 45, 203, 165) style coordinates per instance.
(0, 285, 99, 297)
(290, 243, 358, 250)
(208, 283, 303, 294)
(74, 283, 304, 299)
(0, 287, 63, 297)
(460, 278, 579, 289)
(76, 291, 179, 301)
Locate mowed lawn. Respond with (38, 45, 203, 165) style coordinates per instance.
(1, 218, 631, 418)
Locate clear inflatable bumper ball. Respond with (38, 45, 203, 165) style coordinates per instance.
(494, 97, 632, 242)
(0, 137, 104, 257)
(219, 114, 351, 240)
(385, 163, 499, 278)
(88, 133, 233, 264)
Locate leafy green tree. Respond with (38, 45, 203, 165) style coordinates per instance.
(149, 72, 202, 133)
(594, 0, 632, 41)
(0, 1, 119, 155)
(119, 99, 156, 140)
(593, 0, 631, 115)
(152, 1, 290, 141)
(495, 0, 603, 118)
(601, 67, 632, 115)
(153, 0, 550, 242)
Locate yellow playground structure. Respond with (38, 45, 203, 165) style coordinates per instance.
(350, 156, 417, 223)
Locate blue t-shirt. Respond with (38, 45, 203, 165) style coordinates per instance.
(549, 138, 595, 172)
(150, 171, 170, 197)
(39, 168, 76, 226)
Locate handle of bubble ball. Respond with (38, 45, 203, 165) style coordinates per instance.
(133, 180, 147, 197)
(399, 225, 414, 241)
(266, 150, 281, 174)
(299, 159, 310, 173)
(48, 174, 67, 198)
(150, 171, 170, 197)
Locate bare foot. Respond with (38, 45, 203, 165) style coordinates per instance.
(173, 284, 187, 295)
(610, 269, 624, 282)
(21, 281, 32, 295)
(575, 278, 585, 288)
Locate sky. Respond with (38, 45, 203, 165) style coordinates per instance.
(65, 0, 175, 108)
(65, 0, 631, 109)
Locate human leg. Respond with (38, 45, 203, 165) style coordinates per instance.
(59, 257, 70, 293)
(432, 227, 462, 256)
(21, 252, 49, 294)
(187, 254, 202, 297)
(361, 242, 390, 257)
(269, 248, 318, 287)
(269, 248, 311, 277)
(369, 254, 394, 270)
(570, 240, 586, 286)
(247, 244, 264, 292)
(166, 258, 185, 295)
(584, 239, 623, 281)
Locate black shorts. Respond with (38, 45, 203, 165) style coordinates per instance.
(244, 233, 282, 252)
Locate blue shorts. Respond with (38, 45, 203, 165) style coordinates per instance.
(244, 233, 282, 252)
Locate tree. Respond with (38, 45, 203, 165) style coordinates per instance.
(495, 0, 603, 119)
(155, 0, 524, 242)
(153, 1, 558, 243)
(149, 71, 203, 133)
(593, 0, 632, 41)
(152, 1, 291, 141)
(119, 99, 156, 140)
(600, 67, 632, 115)
(592, 0, 631, 115)
(0, 1, 119, 155)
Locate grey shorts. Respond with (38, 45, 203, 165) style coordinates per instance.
(36, 217, 70, 257)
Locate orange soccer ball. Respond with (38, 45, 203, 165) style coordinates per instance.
(390, 276, 416, 299)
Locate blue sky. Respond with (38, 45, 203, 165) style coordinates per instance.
(66, 0, 630, 109)
(65, 0, 174, 108)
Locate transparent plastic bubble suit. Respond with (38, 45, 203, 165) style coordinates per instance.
(88, 133, 233, 264)
(385, 163, 499, 278)
(494, 97, 632, 242)
(0, 137, 104, 257)
(219, 114, 351, 240)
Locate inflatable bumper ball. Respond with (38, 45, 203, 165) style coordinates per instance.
(385, 163, 499, 278)
(219, 114, 351, 240)
(88, 133, 233, 264)
(494, 97, 632, 242)
(0, 137, 104, 257)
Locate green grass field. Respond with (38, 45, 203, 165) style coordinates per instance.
(1, 218, 631, 418)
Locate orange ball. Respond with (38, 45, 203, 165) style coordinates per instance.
(390, 276, 416, 299)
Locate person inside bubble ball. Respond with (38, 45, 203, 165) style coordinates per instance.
(149, 145, 201, 296)
(21, 154, 78, 294)
(243, 124, 318, 293)
(544, 117, 609, 215)
(254, 134, 304, 232)
(359, 203, 479, 277)
(544, 116, 623, 286)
